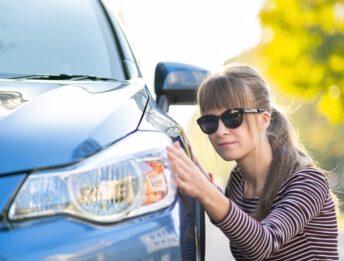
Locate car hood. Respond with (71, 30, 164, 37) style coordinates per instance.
(0, 79, 149, 175)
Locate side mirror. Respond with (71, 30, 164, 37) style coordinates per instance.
(154, 62, 210, 112)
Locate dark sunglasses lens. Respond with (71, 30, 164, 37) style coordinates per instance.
(222, 110, 243, 128)
(197, 115, 218, 134)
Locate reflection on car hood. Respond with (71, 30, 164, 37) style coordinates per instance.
(0, 80, 149, 175)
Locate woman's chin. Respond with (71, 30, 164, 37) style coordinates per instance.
(217, 150, 242, 161)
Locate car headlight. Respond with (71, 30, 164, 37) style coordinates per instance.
(8, 131, 177, 223)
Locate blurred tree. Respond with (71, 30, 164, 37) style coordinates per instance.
(238, 0, 344, 124)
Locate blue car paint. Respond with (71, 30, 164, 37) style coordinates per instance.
(0, 174, 26, 213)
(0, 197, 195, 260)
(0, 81, 149, 175)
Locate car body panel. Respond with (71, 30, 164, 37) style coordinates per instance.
(0, 198, 196, 260)
(0, 80, 149, 175)
(0, 174, 26, 213)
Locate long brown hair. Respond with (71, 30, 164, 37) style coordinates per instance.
(197, 63, 322, 221)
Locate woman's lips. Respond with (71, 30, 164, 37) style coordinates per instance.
(218, 141, 236, 147)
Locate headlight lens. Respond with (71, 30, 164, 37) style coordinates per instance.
(8, 132, 176, 223)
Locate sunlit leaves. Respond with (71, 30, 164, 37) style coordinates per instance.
(259, 0, 344, 123)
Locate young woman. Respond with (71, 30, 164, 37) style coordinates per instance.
(166, 64, 339, 260)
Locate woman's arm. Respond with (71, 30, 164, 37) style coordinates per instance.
(210, 169, 329, 260)
(166, 143, 329, 260)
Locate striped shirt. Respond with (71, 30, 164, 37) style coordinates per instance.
(210, 167, 339, 260)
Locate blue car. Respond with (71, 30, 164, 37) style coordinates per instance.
(0, 0, 209, 260)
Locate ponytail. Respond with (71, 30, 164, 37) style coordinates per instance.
(254, 107, 313, 220)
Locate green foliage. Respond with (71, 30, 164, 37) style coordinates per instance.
(258, 0, 344, 124)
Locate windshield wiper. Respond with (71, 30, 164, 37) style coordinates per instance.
(10, 74, 120, 82)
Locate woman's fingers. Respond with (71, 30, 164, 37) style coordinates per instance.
(167, 149, 194, 177)
(175, 175, 186, 191)
(173, 162, 196, 196)
(167, 143, 194, 167)
(181, 137, 199, 164)
(167, 151, 191, 181)
(167, 142, 206, 181)
(167, 142, 210, 200)
(173, 141, 208, 178)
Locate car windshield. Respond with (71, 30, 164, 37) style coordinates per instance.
(0, 0, 124, 80)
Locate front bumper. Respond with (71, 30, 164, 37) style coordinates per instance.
(0, 189, 197, 261)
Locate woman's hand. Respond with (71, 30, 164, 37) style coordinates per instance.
(167, 141, 231, 223)
(183, 136, 211, 181)
(166, 141, 211, 201)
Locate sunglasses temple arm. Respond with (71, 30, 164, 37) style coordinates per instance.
(243, 108, 266, 113)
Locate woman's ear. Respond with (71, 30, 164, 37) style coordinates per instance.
(259, 111, 271, 130)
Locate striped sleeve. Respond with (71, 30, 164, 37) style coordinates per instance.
(213, 183, 225, 194)
(212, 169, 329, 260)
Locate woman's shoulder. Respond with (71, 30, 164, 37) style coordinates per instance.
(289, 167, 328, 182)
(280, 167, 330, 194)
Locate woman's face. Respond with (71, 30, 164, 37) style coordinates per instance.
(205, 107, 258, 161)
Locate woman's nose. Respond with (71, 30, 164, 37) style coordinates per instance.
(215, 119, 230, 136)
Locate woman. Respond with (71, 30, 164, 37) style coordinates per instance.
(166, 64, 339, 260)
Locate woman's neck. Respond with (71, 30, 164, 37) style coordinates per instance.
(237, 138, 273, 193)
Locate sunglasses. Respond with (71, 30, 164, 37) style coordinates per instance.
(197, 108, 266, 134)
